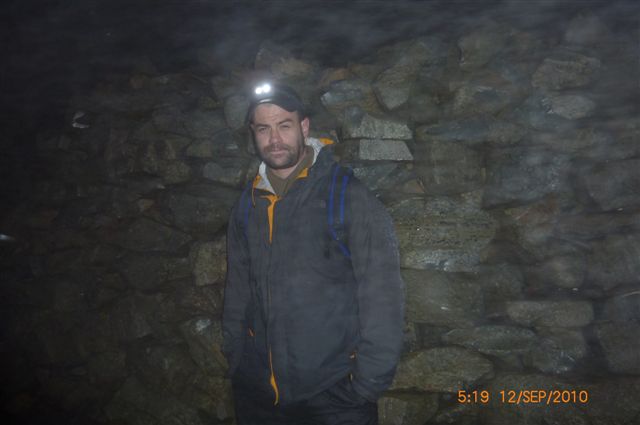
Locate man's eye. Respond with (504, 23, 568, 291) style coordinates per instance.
(257, 127, 269, 133)
(280, 125, 291, 130)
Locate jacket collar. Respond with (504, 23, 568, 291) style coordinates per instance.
(252, 137, 334, 195)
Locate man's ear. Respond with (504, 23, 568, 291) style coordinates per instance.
(301, 117, 310, 138)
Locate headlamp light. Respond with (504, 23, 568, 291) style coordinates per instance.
(254, 83, 272, 96)
(246, 82, 306, 124)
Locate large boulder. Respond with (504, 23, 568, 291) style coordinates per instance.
(391, 196, 498, 272)
(506, 300, 594, 328)
(403, 269, 484, 327)
(392, 347, 494, 392)
(342, 107, 412, 140)
(595, 322, 640, 375)
(532, 49, 602, 90)
(442, 325, 536, 357)
(483, 147, 571, 208)
(378, 392, 439, 425)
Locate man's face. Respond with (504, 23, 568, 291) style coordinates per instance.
(251, 104, 310, 178)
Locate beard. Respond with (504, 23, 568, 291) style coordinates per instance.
(257, 130, 305, 171)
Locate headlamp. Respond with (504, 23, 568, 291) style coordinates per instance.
(254, 83, 272, 96)
(246, 82, 306, 124)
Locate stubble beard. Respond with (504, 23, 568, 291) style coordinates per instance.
(258, 130, 305, 171)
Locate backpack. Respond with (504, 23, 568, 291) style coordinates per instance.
(237, 163, 352, 259)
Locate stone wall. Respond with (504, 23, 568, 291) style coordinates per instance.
(1, 8, 639, 425)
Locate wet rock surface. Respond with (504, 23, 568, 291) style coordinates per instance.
(1, 1, 639, 424)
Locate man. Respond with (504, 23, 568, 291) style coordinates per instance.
(222, 82, 405, 425)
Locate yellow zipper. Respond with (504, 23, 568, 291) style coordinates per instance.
(268, 348, 279, 405)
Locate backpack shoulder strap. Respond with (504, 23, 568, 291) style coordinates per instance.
(328, 163, 353, 259)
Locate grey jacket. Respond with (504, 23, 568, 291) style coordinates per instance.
(222, 137, 405, 405)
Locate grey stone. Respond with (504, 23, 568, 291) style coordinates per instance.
(413, 139, 484, 195)
(544, 94, 596, 120)
(152, 105, 188, 135)
(179, 316, 227, 375)
(582, 378, 640, 423)
(554, 212, 640, 241)
(583, 158, 640, 211)
(109, 296, 153, 342)
(378, 392, 439, 425)
(532, 50, 602, 90)
(443, 325, 536, 357)
(475, 264, 525, 318)
(502, 195, 576, 261)
(224, 94, 250, 130)
(130, 342, 198, 395)
(390, 196, 498, 272)
(351, 163, 398, 191)
(140, 135, 190, 167)
(139, 135, 192, 184)
(601, 288, 640, 323)
(202, 158, 248, 187)
(320, 79, 380, 116)
(432, 403, 479, 425)
(118, 254, 191, 291)
(160, 160, 192, 184)
(407, 92, 440, 124)
(415, 117, 526, 147)
(113, 218, 191, 253)
(506, 301, 594, 328)
(186, 129, 241, 158)
(509, 92, 577, 132)
(458, 23, 511, 69)
(210, 75, 236, 100)
(373, 42, 429, 110)
(391, 347, 494, 392)
(451, 74, 520, 117)
(531, 128, 616, 160)
(175, 285, 224, 317)
(483, 147, 571, 208)
(595, 322, 640, 375)
(271, 57, 316, 79)
(403, 269, 483, 327)
(160, 187, 239, 237)
(106, 376, 206, 425)
(358, 139, 413, 161)
(528, 328, 588, 374)
(190, 238, 227, 287)
(587, 233, 640, 290)
(532, 254, 587, 289)
(184, 110, 227, 139)
(183, 374, 234, 422)
(342, 107, 412, 140)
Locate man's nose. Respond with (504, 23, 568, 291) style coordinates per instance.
(269, 127, 282, 143)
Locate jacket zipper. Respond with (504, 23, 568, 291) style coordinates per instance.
(263, 194, 281, 405)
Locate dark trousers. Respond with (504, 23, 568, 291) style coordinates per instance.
(232, 376, 378, 425)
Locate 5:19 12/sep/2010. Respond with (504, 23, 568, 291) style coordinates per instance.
(457, 389, 589, 405)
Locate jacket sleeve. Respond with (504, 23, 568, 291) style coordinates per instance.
(222, 203, 251, 378)
(347, 179, 405, 402)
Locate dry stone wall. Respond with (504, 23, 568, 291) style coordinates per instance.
(1, 10, 639, 425)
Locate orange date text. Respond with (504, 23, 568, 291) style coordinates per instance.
(457, 389, 589, 405)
